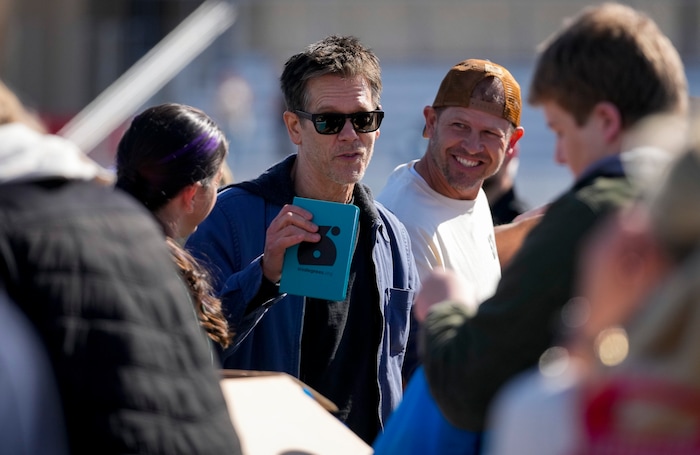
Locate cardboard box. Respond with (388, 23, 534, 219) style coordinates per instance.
(220, 370, 372, 455)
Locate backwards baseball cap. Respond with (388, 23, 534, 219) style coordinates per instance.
(426, 59, 521, 136)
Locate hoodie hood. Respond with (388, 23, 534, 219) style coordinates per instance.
(0, 122, 112, 184)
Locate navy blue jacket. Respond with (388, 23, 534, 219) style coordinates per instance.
(186, 154, 419, 428)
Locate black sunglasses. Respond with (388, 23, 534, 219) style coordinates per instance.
(294, 110, 384, 135)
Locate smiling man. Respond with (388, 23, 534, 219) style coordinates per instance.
(373, 59, 524, 454)
(185, 35, 418, 445)
(379, 59, 524, 300)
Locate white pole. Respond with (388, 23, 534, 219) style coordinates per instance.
(58, 0, 237, 153)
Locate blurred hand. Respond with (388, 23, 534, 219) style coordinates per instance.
(413, 268, 478, 323)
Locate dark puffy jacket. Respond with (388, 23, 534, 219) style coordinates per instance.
(186, 154, 419, 430)
(0, 178, 242, 455)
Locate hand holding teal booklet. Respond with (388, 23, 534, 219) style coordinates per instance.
(279, 197, 359, 301)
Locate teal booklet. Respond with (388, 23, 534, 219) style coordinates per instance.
(279, 197, 359, 301)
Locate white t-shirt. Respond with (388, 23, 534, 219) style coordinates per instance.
(377, 160, 500, 302)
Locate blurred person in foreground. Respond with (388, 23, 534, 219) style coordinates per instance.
(374, 58, 524, 454)
(486, 114, 697, 454)
(0, 82, 242, 453)
(416, 1, 689, 442)
(0, 81, 69, 455)
(185, 35, 418, 444)
(115, 103, 233, 357)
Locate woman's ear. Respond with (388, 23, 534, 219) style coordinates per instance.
(177, 183, 199, 213)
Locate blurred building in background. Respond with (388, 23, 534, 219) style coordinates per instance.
(0, 0, 698, 204)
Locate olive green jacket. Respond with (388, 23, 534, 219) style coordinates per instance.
(421, 164, 636, 432)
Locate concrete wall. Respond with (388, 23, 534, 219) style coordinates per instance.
(227, 0, 698, 61)
(0, 0, 697, 129)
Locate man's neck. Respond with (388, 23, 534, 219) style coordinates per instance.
(291, 158, 354, 203)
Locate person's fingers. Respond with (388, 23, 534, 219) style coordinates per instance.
(262, 204, 320, 282)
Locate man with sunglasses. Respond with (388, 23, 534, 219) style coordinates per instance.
(186, 35, 419, 445)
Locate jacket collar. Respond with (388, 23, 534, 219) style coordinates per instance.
(574, 154, 625, 190)
(574, 146, 675, 191)
(232, 153, 381, 223)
